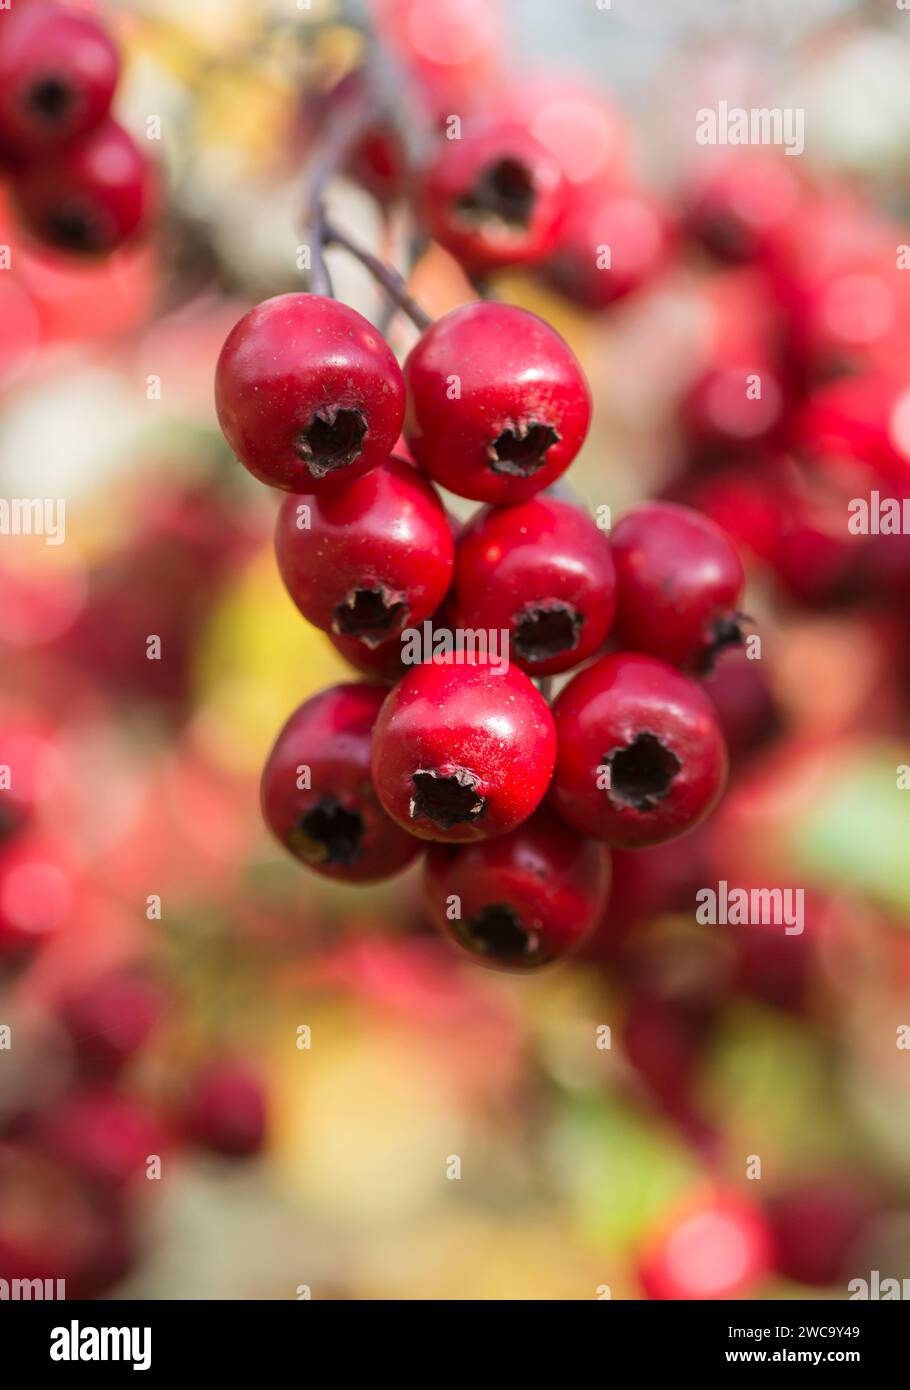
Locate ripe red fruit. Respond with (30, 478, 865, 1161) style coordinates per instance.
(545, 181, 671, 309)
(274, 457, 454, 646)
(261, 682, 422, 883)
(448, 495, 616, 676)
(371, 656, 557, 843)
(403, 302, 591, 503)
(0, 1, 119, 156)
(185, 1058, 266, 1159)
(0, 836, 74, 960)
(701, 647, 781, 760)
(421, 120, 567, 275)
(215, 293, 406, 493)
(766, 1178, 880, 1287)
(11, 118, 153, 255)
(610, 502, 746, 672)
(424, 806, 610, 969)
(682, 153, 803, 265)
(680, 354, 786, 449)
(638, 1193, 772, 1299)
(0, 712, 61, 840)
(551, 653, 728, 848)
(61, 972, 165, 1080)
(39, 1087, 165, 1188)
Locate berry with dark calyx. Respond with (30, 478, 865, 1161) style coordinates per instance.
(261, 682, 421, 883)
(326, 629, 410, 683)
(0, 835, 74, 962)
(610, 502, 747, 672)
(424, 806, 610, 970)
(551, 653, 728, 849)
(38, 1086, 166, 1189)
(448, 494, 616, 676)
(371, 656, 557, 843)
(274, 457, 454, 646)
(215, 293, 406, 493)
(544, 180, 671, 309)
(61, 972, 165, 1080)
(638, 1192, 772, 1299)
(404, 302, 591, 504)
(184, 1057, 266, 1159)
(11, 119, 153, 256)
(422, 120, 568, 276)
(0, 2, 119, 157)
(682, 152, 803, 265)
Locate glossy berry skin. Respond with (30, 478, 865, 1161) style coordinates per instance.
(422, 120, 567, 276)
(551, 653, 728, 849)
(0, 2, 119, 157)
(371, 657, 557, 843)
(545, 181, 671, 309)
(404, 302, 591, 504)
(275, 457, 454, 647)
(638, 1193, 772, 1300)
(610, 503, 746, 672)
(61, 973, 165, 1080)
(185, 1058, 266, 1159)
(449, 495, 616, 676)
(11, 119, 152, 256)
(424, 806, 610, 970)
(215, 294, 406, 493)
(261, 683, 421, 883)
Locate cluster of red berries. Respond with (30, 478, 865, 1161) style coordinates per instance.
(215, 275, 746, 970)
(0, 0, 153, 255)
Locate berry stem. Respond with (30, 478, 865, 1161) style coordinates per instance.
(301, 80, 375, 298)
(319, 212, 432, 331)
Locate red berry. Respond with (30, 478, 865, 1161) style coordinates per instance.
(61, 972, 165, 1080)
(261, 682, 422, 883)
(683, 152, 803, 265)
(638, 1193, 772, 1299)
(448, 495, 616, 675)
(421, 120, 567, 275)
(185, 1058, 266, 1159)
(11, 118, 153, 255)
(0, 835, 74, 961)
(403, 302, 591, 503)
(274, 456, 454, 646)
(701, 647, 781, 760)
(370, 656, 557, 842)
(215, 293, 406, 493)
(0, 2, 119, 156)
(326, 628, 411, 682)
(0, 710, 61, 840)
(545, 181, 671, 309)
(610, 502, 746, 672)
(424, 806, 610, 969)
(551, 653, 728, 849)
(39, 1087, 165, 1189)
(681, 353, 786, 449)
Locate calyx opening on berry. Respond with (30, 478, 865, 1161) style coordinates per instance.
(514, 601, 583, 663)
(458, 903, 543, 963)
(605, 732, 682, 812)
(333, 586, 408, 647)
(489, 421, 561, 477)
(456, 157, 536, 230)
(290, 797, 364, 866)
(698, 613, 746, 674)
(295, 405, 367, 478)
(25, 75, 76, 126)
(45, 202, 104, 253)
(410, 767, 485, 828)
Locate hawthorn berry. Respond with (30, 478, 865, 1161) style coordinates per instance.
(765, 1178, 880, 1287)
(610, 502, 746, 672)
(403, 302, 591, 503)
(38, 1086, 166, 1189)
(0, 1, 119, 157)
(261, 682, 421, 883)
(448, 494, 616, 676)
(11, 119, 153, 255)
(61, 972, 165, 1080)
(274, 456, 454, 647)
(421, 120, 567, 276)
(638, 1193, 772, 1299)
(0, 835, 74, 961)
(215, 293, 406, 493)
(370, 656, 557, 843)
(550, 653, 728, 849)
(424, 806, 610, 970)
(544, 181, 671, 309)
(184, 1058, 266, 1159)
(682, 153, 803, 265)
